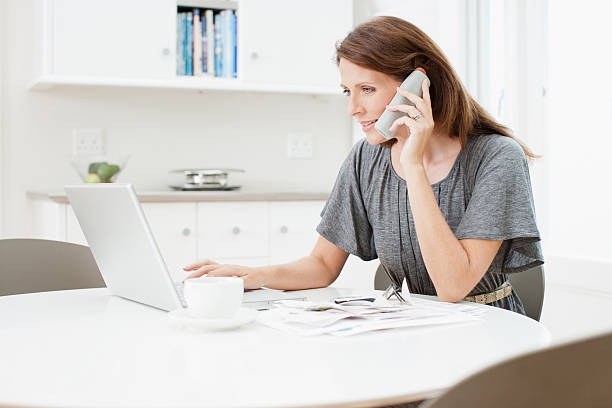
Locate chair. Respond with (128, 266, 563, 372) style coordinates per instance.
(420, 331, 612, 408)
(0, 238, 105, 296)
(373, 264, 545, 321)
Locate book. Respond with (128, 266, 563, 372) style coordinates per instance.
(222, 10, 233, 78)
(205, 9, 215, 76)
(182, 13, 188, 75)
(176, 13, 184, 75)
(233, 11, 237, 78)
(186, 12, 193, 76)
(214, 12, 223, 77)
(201, 14, 207, 75)
(193, 9, 202, 75)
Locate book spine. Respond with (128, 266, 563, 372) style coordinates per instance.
(233, 11, 237, 78)
(182, 13, 188, 76)
(186, 12, 193, 76)
(176, 13, 183, 75)
(222, 10, 232, 78)
(206, 10, 215, 76)
(201, 14, 207, 74)
(214, 12, 223, 78)
(193, 9, 202, 76)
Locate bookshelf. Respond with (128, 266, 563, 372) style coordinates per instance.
(29, 0, 352, 96)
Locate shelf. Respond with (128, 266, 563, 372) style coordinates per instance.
(177, 0, 238, 10)
(28, 75, 343, 96)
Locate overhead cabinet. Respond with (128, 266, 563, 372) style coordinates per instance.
(33, 0, 353, 94)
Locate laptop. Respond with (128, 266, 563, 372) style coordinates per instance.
(65, 183, 305, 311)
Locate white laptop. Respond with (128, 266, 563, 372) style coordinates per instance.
(65, 183, 305, 311)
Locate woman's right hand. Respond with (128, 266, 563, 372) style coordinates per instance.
(182, 259, 271, 290)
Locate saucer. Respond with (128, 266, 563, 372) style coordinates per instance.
(168, 307, 258, 331)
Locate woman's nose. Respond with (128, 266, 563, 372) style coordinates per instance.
(346, 96, 362, 117)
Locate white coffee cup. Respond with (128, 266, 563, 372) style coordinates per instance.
(184, 276, 244, 319)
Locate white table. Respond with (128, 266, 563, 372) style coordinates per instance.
(0, 288, 550, 407)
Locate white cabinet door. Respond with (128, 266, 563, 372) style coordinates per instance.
(198, 202, 269, 259)
(141, 203, 197, 282)
(269, 201, 324, 265)
(238, 0, 353, 86)
(51, 0, 176, 78)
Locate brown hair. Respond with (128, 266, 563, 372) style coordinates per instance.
(335, 16, 538, 159)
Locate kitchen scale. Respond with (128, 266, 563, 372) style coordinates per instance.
(169, 168, 244, 191)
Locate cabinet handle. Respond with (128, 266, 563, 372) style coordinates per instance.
(250, 51, 258, 60)
(232, 226, 241, 235)
(162, 48, 170, 56)
(280, 225, 288, 234)
(182, 227, 191, 236)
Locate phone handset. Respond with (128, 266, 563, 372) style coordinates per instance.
(374, 68, 430, 140)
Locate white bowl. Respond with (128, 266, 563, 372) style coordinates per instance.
(70, 155, 129, 183)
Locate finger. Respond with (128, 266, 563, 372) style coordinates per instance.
(184, 264, 221, 280)
(389, 116, 415, 133)
(396, 87, 427, 112)
(422, 79, 431, 107)
(207, 268, 242, 278)
(183, 259, 218, 270)
(386, 104, 422, 118)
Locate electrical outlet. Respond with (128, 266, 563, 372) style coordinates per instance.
(72, 128, 104, 156)
(287, 132, 313, 159)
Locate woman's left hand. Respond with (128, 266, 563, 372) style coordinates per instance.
(386, 79, 434, 166)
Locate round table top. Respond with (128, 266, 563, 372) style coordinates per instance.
(0, 287, 550, 407)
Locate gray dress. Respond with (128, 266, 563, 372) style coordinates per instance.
(316, 134, 544, 314)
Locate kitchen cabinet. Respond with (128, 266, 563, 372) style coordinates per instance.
(238, 0, 352, 87)
(30, 194, 377, 289)
(51, 0, 176, 78)
(32, 0, 353, 94)
(197, 202, 269, 259)
(269, 201, 322, 264)
(141, 203, 197, 281)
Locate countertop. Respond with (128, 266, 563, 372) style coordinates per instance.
(27, 189, 329, 204)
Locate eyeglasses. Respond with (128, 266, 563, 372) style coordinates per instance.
(380, 263, 409, 304)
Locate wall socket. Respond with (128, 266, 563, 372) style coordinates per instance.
(72, 128, 104, 156)
(287, 132, 313, 159)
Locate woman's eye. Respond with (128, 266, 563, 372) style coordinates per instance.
(342, 87, 374, 96)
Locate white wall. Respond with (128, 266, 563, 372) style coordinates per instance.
(1, 0, 352, 237)
(541, 0, 612, 343)
(0, 0, 6, 237)
(546, 0, 612, 261)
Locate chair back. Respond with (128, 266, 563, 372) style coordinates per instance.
(374, 263, 392, 291)
(0, 239, 105, 296)
(508, 265, 545, 321)
(420, 331, 612, 408)
(373, 263, 545, 321)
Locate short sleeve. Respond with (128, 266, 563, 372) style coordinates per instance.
(316, 141, 377, 261)
(455, 136, 544, 273)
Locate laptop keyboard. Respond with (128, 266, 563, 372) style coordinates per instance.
(174, 282, 187, 307)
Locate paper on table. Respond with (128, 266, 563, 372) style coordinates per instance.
(257, 295, 485, 336)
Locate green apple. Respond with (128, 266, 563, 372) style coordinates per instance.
(97, 163, 120, 182)
(85, 173, 101, 183)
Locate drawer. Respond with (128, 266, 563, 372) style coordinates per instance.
(269, 201, 324, 264)
(198, 202, 269, 259)
(141, 203, 197, 282)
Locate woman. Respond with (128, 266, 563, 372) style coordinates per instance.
(185, 16, 543, 314)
